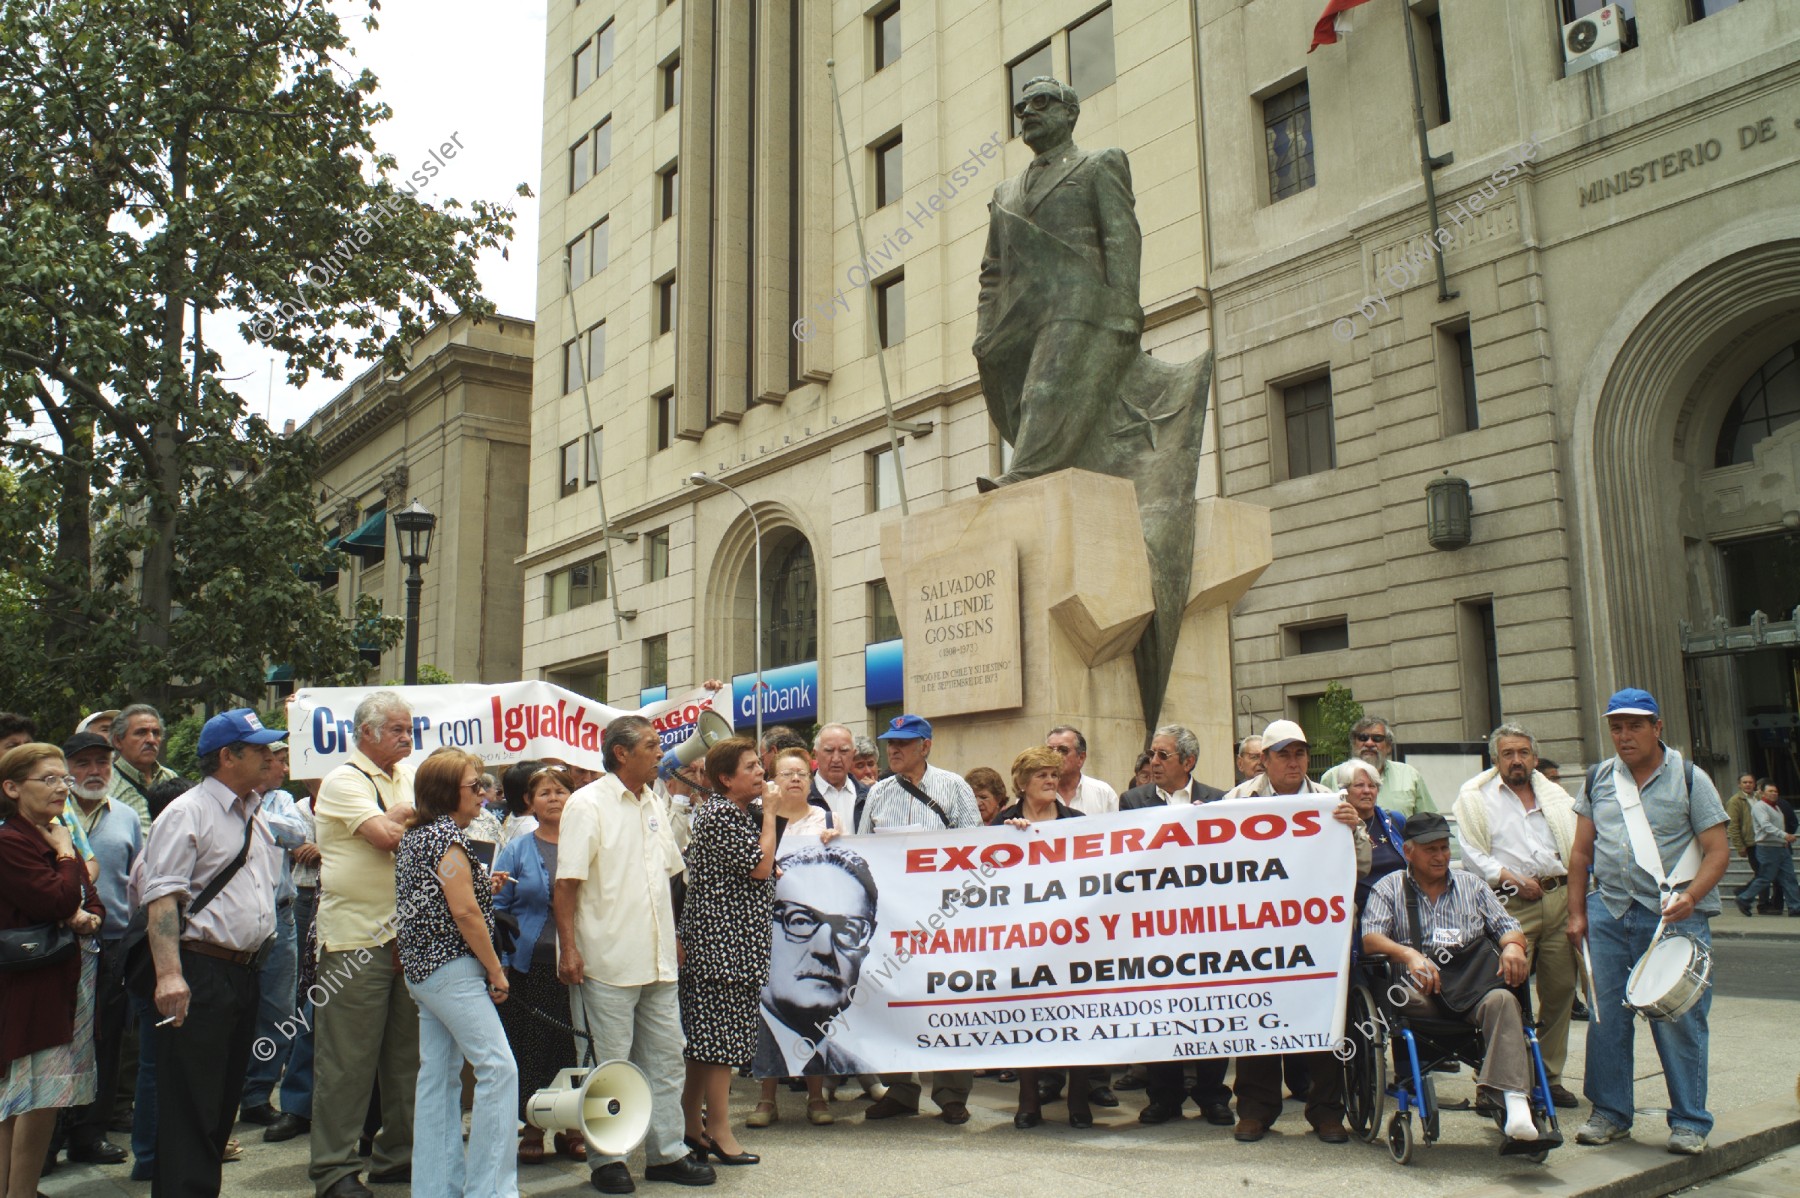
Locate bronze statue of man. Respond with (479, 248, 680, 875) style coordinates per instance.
(973, 76, 1144, 492)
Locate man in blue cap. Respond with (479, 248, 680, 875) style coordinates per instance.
(132, 708, 285, 1197)
(856, 714, 980, 1124)
(1567, 688, 1729, 1156)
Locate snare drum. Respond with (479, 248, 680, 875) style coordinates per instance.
(1624, 933, 1712, 1022)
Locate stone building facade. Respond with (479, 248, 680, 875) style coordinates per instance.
(523, 0, 1798, 790)
(302, 312, 535, 687)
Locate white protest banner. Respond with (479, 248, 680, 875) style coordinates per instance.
(752, 800, 1354, 1077)
(287, 681, 729, 779)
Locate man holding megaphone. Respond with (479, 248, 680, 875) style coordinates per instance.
(555, 715, 715, 1192)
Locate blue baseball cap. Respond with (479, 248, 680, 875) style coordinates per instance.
(877, 713, 933, 741)
(197, 708, 287, 756)
(1604, 688, 1659, 718)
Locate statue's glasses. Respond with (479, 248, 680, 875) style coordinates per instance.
(773, 900, 875, 954)
(1012, 93, 1064, 118)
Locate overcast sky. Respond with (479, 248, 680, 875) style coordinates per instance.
(215, 0, 546, 431)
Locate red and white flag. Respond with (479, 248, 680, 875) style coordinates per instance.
(1310, 0, 1375, 52)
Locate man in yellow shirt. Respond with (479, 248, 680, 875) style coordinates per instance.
(309, 692, 418, 1198)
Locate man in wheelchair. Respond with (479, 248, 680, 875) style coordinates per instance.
(1361, 812, 1542, 1146)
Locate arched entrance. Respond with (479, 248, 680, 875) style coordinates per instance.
(702, 503, 822, 681)
(1572, 226, 1800, 779)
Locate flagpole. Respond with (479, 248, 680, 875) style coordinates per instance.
(1400, 6, 1457, 304)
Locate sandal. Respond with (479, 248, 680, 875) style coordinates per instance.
(746, 1100, 778, 1128)
(518, 1127, 546, 1165)
(553, 1130, 587, 1160)
(807, 1099, 835, 1126)
(221, 1138, 243, 1163)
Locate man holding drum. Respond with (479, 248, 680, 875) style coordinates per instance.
(1566, 688, 1730, 1156)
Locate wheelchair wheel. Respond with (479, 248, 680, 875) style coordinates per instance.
(1342, 984, 1387, 1144)
(1387, 1111, 1415, 1165)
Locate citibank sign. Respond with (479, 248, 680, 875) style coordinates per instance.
(730, 661, 818, 729)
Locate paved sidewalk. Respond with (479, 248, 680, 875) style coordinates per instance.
(37, 992, 1800, 1198)
(1671, 1144, 1800, 1196)
(1711, 904, 1800, 940)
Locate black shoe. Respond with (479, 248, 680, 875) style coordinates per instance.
(264, 1112, 311, 1142)
(1036, 1076, 1065, 1104)
(109, 1110, 134, 1134)
(1088, 1086, 1119, 1108)
(1069, 1107, 1094, 1130)
(1014, 1110, 1043, 1129)
(643, 1154, 716, 1186)
(68, 1139, 128, 1164)
(367, 1163, 411, 1184)
(682, 1134, 709, 1161)
(1113, 1073, 1147, 1091)
(593, 1162, 637, 1193)
(239, 1103, 280, 1126)
(700, 1135, 758, 1166)
(321, 1178, 376, 1198)
(1570, 998, 1590, 1022)
(1200, 1104, 1235, 1127)
(1139, 1101, 1183, 1125)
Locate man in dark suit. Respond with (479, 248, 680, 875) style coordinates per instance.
(1120, 724, 1232, 1126)
(974, 75, 1143, 490)
(808, 723, 868, 832)
(753, 846, 879, 1079)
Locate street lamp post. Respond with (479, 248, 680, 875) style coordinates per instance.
(687, 473, 763, 749)
(391, 498, 438, 686)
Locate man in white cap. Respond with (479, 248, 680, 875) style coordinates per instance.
(1567, 687, 1728, 1156)
(1218, 720, 1370, 1144)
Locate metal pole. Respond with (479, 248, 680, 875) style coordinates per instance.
(1400, 6, 1458, 303)
(689, 474, 763, 748)
(403, 564, 422, 686)
(563, 253, 632, 635)
(825, 58, 910, 515)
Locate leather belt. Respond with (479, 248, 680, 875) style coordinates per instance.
(1538, 876, 1566, 892)
(181, 940, 260, 967)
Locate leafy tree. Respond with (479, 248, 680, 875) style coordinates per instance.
(0, 0, 525, 732)
(1311, 681, 1365, 776)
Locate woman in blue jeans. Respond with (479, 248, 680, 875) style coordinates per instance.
(395, 747, 518, 1198)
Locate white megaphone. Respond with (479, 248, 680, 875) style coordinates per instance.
(526, 1060, 652, 1157)
(663, 708, 737, 775)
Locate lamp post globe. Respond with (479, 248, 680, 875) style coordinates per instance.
(391, 498, 438, 685)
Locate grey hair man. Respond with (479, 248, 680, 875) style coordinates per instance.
(850, 736, 879, 788)
(1235, 735, 1265, 783)
(811, 722, 868, 831)
(110, 702, 178, 835)
(309, 691, 420, 1198)
(1119, 724, 1226, 810)
(556, 715, 713, 1191)
(1320, 715, 1437, 817)
(1046, 725, 1119, 814)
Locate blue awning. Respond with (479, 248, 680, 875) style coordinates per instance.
(265, 664, 294, 683)
(341, 510, 387, 556)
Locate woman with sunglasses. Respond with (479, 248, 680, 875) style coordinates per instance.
(492, 766, 581, 1164)
(677, 738, 779, 1166)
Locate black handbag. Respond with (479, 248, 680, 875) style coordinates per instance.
(0, 921, 79, 972)
(1404, 876, 1507, 1014)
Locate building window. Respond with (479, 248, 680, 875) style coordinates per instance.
(587, 321, 606, 379)
(656, 274, 677, 336)
(1008, 42, 1054, 137)
(1692, 0, 1743, 16)
(1418, 6, 1450, 126)
(1287, 618, 1349, 656)
(1459, 599, 1501, 737)
(1714, 340, 1800, 467)
(763, 533, 818, 669)
(1068, 5, 1116, 100)
(550, 657, 608, 703)
(662, 56, 681, 111)
(874, 3, 901, 72)
(875, 135, 903, 208)
(546, 556, 609, 616)
(869, 446, 901, 512)
(868, 579, 900, 642)
(658, 162, 679, 221)
(574, 23, 612, 96)
(645, 527, 670, 582)
(1262, 81, 1314, 202)
(1281, 375, 1335, 479)
(584, 428, 604, 485)
(560, 440, 582, 497)
(1439, 322, 1479, 434)
(643, 635, 669, 689)
(563, 339, 585, 395)
(571, 117, 611, 191)
(583, 216, 610, 278)
(1561, 0, 1633, 20)
(875, 272, 904, 347)
(566, 231, 591, 289)
(653, 388, 675, 450)
(595, 21, 615, 75)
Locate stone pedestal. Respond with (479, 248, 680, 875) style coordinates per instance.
(879, 469, 1272, 791)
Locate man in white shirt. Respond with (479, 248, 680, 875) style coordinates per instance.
(556, 715, 714, 1192)
(1119, 725, 1226, 810)
(809, 723, 867, 831)
(1452, 724, 1580, 1109)
(1047, 725, 1118, 815)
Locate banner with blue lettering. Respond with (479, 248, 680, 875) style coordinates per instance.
(750, 800, 1354, 1076)
(287, 681, 727, 779)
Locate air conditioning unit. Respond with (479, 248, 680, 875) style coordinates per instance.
(1563, 5, 1628, 74)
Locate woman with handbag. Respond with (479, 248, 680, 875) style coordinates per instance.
(0, 743, 104, 1198)
(492, 765, 580, 1165)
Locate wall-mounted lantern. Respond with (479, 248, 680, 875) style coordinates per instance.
(1425, 474, 1473, 550)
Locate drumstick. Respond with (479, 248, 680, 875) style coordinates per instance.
(1578, 943, 1600, 1026)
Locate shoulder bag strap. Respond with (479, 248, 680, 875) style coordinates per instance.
(1610, 757, 1703, 893)
(1403, 874, 1425, 952)
(347, 763, 388, 812)
(188, 813, 257, 919)
(895, 775, 953, 827)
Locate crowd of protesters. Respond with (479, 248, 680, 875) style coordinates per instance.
(0, 681, 1744, 1196)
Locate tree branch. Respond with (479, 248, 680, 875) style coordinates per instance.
(0, 347, 155, 462)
